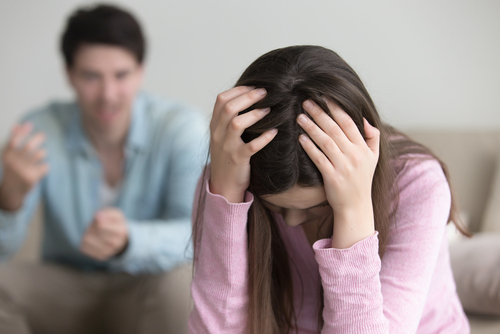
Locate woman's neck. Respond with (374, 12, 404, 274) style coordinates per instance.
(301, 214, 333, 247)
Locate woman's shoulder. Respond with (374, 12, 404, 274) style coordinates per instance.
(392, 154, 448, 193)
(390, 155, 451, 230)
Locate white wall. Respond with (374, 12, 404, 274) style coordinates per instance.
(1, 0, 499, 143)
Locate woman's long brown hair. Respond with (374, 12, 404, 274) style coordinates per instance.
(193, 45, 469, 334)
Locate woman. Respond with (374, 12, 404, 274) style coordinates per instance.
(189, 45, 469, 333)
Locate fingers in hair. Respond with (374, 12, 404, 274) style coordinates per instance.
(297, 113, 342, 164)
(321, 97, 365, 145)
(244, 128, 278, 156)
(227, 108, 271, 138)
(298, 134, 335, 176)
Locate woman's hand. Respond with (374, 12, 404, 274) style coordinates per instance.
(297, 98, 380, 249)
(209, 86, 278, 203)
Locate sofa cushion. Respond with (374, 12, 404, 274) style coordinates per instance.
(450, 233, 500, 316)
(406, 131, 500, 233)
(482, 154, 500, 233)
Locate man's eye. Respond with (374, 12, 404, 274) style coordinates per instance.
(116, 72, 129, 80)
(82, 73, 99, 80)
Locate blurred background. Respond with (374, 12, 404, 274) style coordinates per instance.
(1, 0, 500, 143)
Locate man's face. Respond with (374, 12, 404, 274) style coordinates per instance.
(67, 44, 144, 133)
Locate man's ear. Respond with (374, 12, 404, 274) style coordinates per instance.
(136, 63, 145, 85)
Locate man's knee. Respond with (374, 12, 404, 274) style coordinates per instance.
(0, 286, 20, 313)
(137, 264, 193, 334)
(0, 286, 31, 334)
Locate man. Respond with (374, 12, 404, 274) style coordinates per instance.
(0, 5, 206, 334)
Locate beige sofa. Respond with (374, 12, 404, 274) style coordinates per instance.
(407, 130, 500, 334)
(9, 130, 500, 333)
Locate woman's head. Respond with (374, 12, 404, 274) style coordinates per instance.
(230, 46, 394, 333)
(235, 45, 385, 199)
(194, 45, 463, 334)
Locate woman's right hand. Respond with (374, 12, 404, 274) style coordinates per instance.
(209, 86, 277, 203)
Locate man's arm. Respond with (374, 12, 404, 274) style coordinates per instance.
(0, 123, 48, 261)
(0, 178, 42, 261)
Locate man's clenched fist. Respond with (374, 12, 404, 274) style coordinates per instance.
(80, 207, 129, 261)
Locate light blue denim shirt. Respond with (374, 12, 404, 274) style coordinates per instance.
(0, 92, 208, 274)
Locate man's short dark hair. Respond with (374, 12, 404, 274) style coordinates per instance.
(61, 4, 146, 67)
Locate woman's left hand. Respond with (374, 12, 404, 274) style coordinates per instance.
(297, 97, 380, 249)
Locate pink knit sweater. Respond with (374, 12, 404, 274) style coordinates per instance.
(189, 159, 470, 333)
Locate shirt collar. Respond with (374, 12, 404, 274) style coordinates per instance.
(66, 104, 93, 156)
(66, 93, 148, 156)
(125, 93, 148, 153)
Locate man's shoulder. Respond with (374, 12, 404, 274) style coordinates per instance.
(139, 92, 207, 133)
(140, 92, 204, 121)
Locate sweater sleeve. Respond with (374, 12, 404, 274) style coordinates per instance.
(313, 159, 451, 334)
(188, 170, 253, 334)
